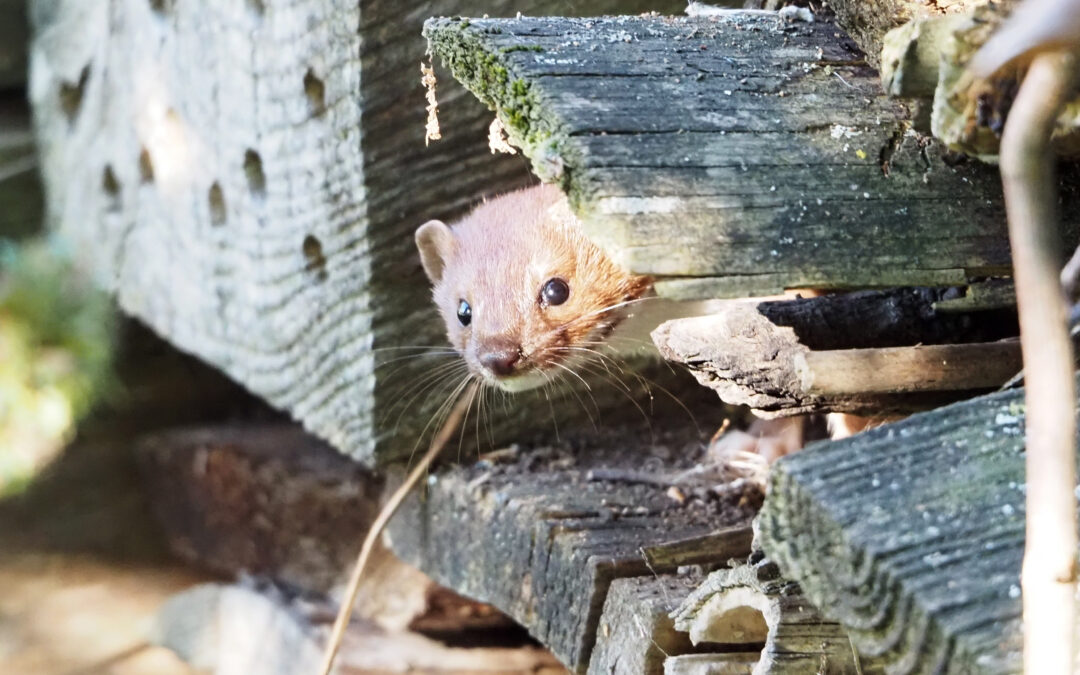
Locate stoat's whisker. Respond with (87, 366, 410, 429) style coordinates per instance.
(538, 375, 562, 444)
(548, 364, 600, 429)
(381, 358, 466, 417)
(369, 345, 456, 351)
(552, 295, 661, 334)
(571, 360, 655, 439)
(406, 374, 474, 470)
(384, 361, 470, 433)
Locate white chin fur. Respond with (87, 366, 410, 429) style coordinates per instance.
(492, 371, 549, 393)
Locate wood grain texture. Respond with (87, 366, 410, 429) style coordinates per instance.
(756, 382, 1063, 673)
(671, 554, 863, 674)
(386, 433, 760, 673)
(651, 287, 1019, 417)
(588, 574, 701, 675)
(423, 13, 1073, 299)
(27, 0, 688, 465)
(796, 342, 1022, 396)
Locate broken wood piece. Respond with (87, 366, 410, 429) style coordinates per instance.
(424, 14, 1038, 299)
(669, 554, 859, 674)
(386, 431, 760, 673)
(756, 379, 1076, 673)
(651, 287, 1019, 417)
(795, 341, 1022, 396)
(587, 574, 702, 675)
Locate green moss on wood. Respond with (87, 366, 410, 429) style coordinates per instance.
(424, 18, 567, 182)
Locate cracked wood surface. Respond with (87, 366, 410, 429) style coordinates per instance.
(670, 554, 863, 674)
(756, 381, 1070, 673)
(423, 13, 1069, 300)
(386, 434, 760, 674)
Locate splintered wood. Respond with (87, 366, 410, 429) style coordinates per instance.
(651, 287, 1020, 417)
(386, 431, 764, 673)
(670, 554, 861, 674)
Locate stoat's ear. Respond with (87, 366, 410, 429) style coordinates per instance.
(415, 219, 455, 284)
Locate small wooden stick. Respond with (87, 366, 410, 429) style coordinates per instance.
(794, 342, 1022, 395)
(317, 380, 479, 675)
(997, 50, 1079, 675)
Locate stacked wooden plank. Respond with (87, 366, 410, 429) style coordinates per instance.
(422, 12, 1079, 301)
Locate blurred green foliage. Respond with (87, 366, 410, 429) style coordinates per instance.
(0, 236, 115, 495)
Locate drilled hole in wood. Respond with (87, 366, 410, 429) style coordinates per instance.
(209, 182, 227, 226)
(138, 148, 155, 183)
(59, 65, 90, 123)
(302, 235, 328, 283)
(244, 149, 266, 198)
(102, 165, 121, 210)
(149, 0, 174, 14)
(304, 69, 326, 116)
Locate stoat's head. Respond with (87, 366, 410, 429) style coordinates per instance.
(415, 184, 650, 392)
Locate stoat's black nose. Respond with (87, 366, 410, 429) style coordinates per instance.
(480, 341, 521, 377)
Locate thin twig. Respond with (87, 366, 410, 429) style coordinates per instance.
(997, 50, 1079, 675)
(316, 380, 479, 675)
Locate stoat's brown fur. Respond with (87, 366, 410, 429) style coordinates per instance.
(416, 184, 651, 391)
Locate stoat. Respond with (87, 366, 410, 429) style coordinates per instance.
(415, 183, 662, 392)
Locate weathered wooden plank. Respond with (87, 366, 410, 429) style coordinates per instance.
(27, 0, 687, 465)
(424, 13, 1075, 297)
(651, 287, 1019, 417)
(670, 554, 864, 674)
(387, 433, 760, 673)
(588, 574, 701, 675)
(755, 380, 1073, 673)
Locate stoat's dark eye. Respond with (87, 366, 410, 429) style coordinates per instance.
(457, 299, 472, 326)
(541, 278, 570, 306)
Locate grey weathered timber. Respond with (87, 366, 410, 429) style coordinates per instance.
(27, 0, 686, 465)
(423, 13, 1073, 300)
(588, 574, 702, 675)
(651, 287, 1020, 417)
(756, 381, 1075, 673)
(670, 554, 864, 674)
(387, 433, 760, 673)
